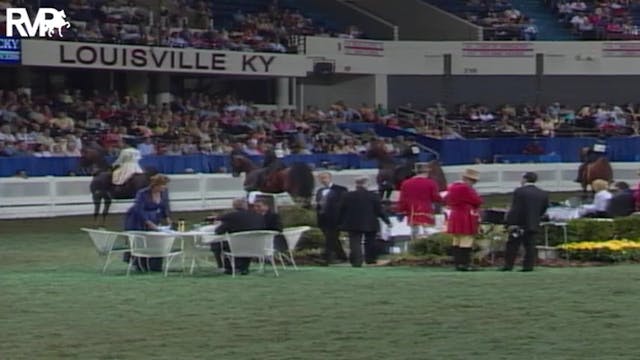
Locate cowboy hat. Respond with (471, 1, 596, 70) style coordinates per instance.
(462, 168, 480, 181)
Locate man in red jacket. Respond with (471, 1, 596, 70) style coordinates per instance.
(445, 168, 483, 271)
(397, 163, 442, 239)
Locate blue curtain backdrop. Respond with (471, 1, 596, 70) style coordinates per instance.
(339, 122, 640, 165)
(2, 124, 640, 176)
(0, 152, 435, 177)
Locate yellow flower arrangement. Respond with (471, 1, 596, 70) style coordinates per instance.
(558, 239, 640, 252)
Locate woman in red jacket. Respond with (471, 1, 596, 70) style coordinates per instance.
(445, 168, 482, 271)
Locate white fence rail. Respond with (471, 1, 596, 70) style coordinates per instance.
(1, 163, 638, 219)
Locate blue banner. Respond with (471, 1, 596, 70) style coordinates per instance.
(0, 152, 435, 177)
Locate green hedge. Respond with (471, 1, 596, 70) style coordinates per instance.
(409, 233, 453, 256)
(545, 215, 640, 246)
(280, 206, 317, 228)
(279, 206, 322, 251)
(296, 227, 325, 251)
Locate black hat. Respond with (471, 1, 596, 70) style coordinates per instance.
(523, 172, 538, 183)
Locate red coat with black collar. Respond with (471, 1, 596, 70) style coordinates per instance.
(397, 176, 442, 226)
(445, 181, 483, 235)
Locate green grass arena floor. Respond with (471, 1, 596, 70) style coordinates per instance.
(2, 192, 640, 360)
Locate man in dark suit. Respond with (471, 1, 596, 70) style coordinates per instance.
(315, 172, 348, 265)
(339, 177, 391, 267)
(212, 198, 265, 275)
(607, 182, 635, 218)
(253, 198, 287, 252)
(502, 172, 549, 272)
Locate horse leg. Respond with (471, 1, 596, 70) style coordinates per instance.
(102, 193, 113, 226)
(92, 191, 102, 225)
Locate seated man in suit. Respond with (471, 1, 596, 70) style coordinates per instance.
(211, 198, 266, 275)
(253, 198, 287, 252)
(607, 181, 635, 218)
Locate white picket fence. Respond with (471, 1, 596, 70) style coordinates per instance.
(1, 163, 638, 219)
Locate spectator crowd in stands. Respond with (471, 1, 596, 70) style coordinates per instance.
(0, 0, 361, 53)
(2, 84, 638, 164)
(381, 101, 640, 139)
(0, 88, 408, 163)
(549, 0, 640, 40)
(430, 0, 539, 40)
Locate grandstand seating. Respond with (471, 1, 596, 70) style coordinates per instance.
(547, 0, 640, 40)
(424, 0, 576, 40)
(0, 0, 359, 52)
(424, 0, 538, 40)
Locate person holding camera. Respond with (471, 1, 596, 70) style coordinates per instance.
(502, 172, 549, 272)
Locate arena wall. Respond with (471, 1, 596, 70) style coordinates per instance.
(2, 163, 638, 219)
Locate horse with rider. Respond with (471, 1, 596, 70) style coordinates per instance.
(230, 145, 315, 207)
(366, 137, 447, 200)
(576, 142, 613, 194)
(80, 145, 155, 224)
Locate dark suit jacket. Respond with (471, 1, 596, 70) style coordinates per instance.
(607, 190, 635, 218)
(506, 184, 549, 232)
(338, 188, 390, 233)
(263, 211, 283, 232)
(316, 184, 348, 228)
(215, 209, 266, 235)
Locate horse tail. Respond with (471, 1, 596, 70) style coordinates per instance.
(288, 162, 315, 199)
(429, 160, 448, 192)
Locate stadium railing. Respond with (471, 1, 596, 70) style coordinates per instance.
(2, 163, 639, 219)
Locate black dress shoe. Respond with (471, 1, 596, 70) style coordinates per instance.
(499, 267, 513, 272)
(520, 268, 534, 272)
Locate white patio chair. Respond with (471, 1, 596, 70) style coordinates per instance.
(188, 224, 222, 274)
(126, 232, 184, 277)
(81, 228, 130, 273)
(223, 230, 280, 277)
(279, 226, 311, 270)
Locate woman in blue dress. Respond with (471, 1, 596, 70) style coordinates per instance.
(123, 174, 172, 271)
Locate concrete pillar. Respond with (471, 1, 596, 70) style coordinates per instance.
(276, 77, 290, 109)
(126, 72, 149, 104)
(374, 74, 388, 109)
(291, 77, 297, 109)
(154, 73, 172, 106)
(296, 80, 305, 113)
(16, 68, 32, 96)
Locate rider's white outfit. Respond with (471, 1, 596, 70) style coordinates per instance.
(112, 148, 144, 185)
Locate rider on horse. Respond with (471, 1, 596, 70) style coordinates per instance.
(259, 148, 286, 189)
(112, 148, 144, 186)
(576, 142, 607, 183)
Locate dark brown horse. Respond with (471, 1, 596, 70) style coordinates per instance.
(230, 154, 315, 207)
(367, 141, 447, 199)
(578, 147, 613, 194)
(79, 147, 155, 225)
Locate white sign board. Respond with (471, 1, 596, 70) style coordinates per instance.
(21, 40, 310, 76)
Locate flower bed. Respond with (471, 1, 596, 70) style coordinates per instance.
(558, 240, 640, 262)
